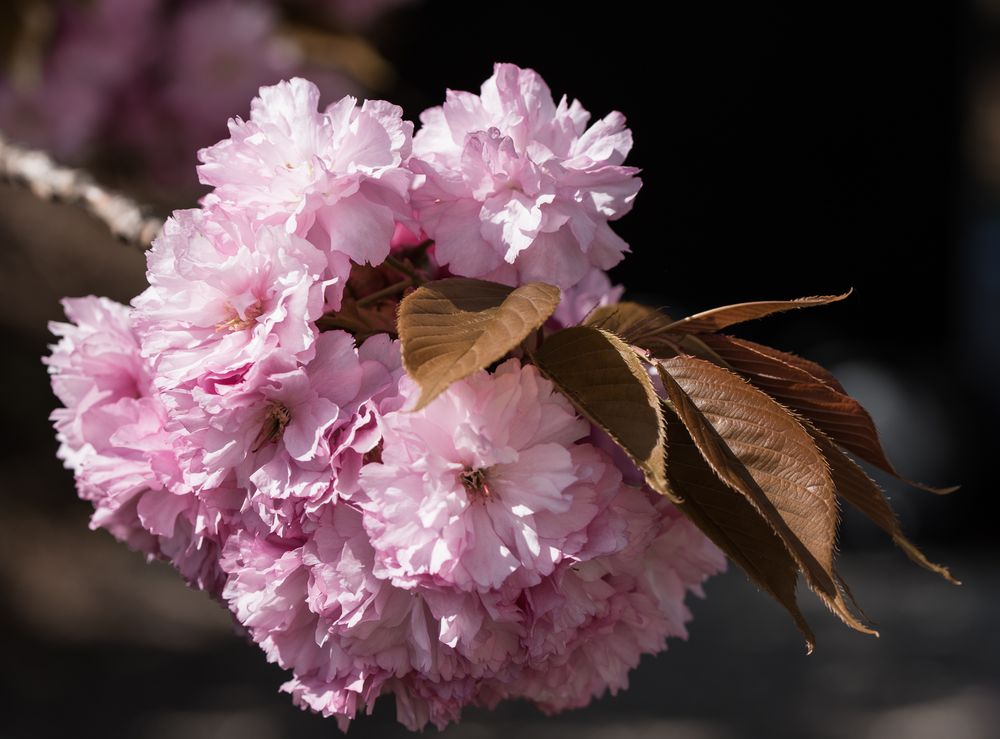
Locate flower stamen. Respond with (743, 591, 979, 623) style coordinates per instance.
(216, 301, 265, 333)
(251, 401, 291, 453)
(460, 467, 493, 502)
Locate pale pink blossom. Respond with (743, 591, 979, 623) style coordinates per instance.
(198, 78, 414, 274)
(221, 505, 493, 731)
(551, 267, 625, 328)
(198, 352, 723, 731)
(506, 496, 726, 712)
(47, 297, 150, 465)
(45, 297, 162, 531)
(132, 208, 331, 389)
(359, 359, 622, 592)
(45, 296, 238, 593)
(244, 332, 404, 532)
(166, 331, 401, 536)
(221, 472, 723, 729)
(410, 63, 641, 288)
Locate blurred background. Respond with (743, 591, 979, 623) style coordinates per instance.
(1, 1, 997, 737)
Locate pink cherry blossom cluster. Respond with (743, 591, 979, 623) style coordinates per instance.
(46, 64, 725, 730)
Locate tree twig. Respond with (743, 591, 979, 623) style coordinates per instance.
(384, 255, 421, 281)
(356, 278, 413, 307)
(0, 132, 163, 249)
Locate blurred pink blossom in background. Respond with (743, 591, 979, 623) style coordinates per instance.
(0, 0, 407, 190)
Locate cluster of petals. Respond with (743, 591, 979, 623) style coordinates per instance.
(45, 66, 724, 731)
(409, 62, 642, 288)
(46, 296, 240, 594)
(197, 77, 415, 307)
(360, 360, 612, 592)
(222, 362, 725, 728)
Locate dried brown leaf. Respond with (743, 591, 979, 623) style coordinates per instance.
(584, 302, 674, 342)
(664, 412, 817, 650)
(585, 302, 728, 364)
(662, 292, 852, 334)
(700, 334, 957, 495)
(533, 326, 669, 496)
(808, 426, 959, 584)
(759, 345, 849, 394)
(397, 278, 561, 410)
(657, 356, 876, 639)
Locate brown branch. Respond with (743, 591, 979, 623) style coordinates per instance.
(0, 132, 163, 249)
(356, 278, 414, 307)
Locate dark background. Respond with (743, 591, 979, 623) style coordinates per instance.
(1, 2, 996, 737)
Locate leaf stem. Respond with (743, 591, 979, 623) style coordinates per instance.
(384, 255, 421, 281)
(356, 278, 413, 307)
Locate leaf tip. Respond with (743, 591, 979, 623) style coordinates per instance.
(921, 557, 962, 586)
(914, 482, 960, 496)
(892, 535, 961, 585)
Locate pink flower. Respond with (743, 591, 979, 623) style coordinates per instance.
(115, 0, 358, 188)
(359, 359, 622, 592)
(551, 267, 625, 328)
(47, 296, 150, 466)
(221, 505, 489, 731)
(198, 78, 414, 275)
(45, 296, 238, 594)
(211, 355, 722, 730)
(244, 332, 404, 533)
(167, 330, 401, 536)
(409, 63, 641, 288)
(506, 498, 726, 712)
(132, 208, 331, 389)
(46, 298, 164, 535)
(221, 468, 723, 729)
